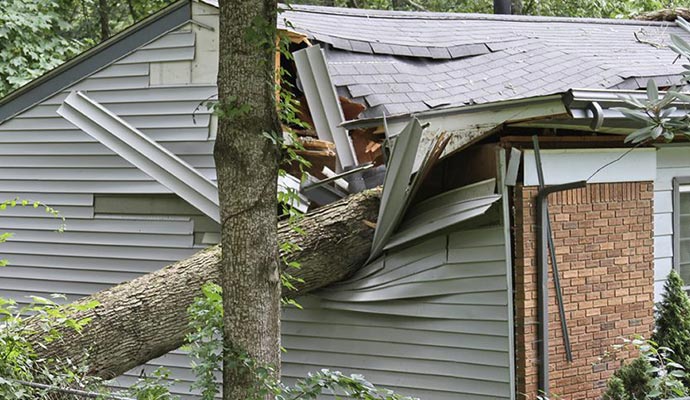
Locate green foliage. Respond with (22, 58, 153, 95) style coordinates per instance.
(185, 283, 223, 400)
(605, 337, 688, 399)
(126, 367, 180, 400)
(615, 26, 690, 145)
(602, 376, 630, 400)
(653, 270, 690, 385)
(0, 295, 102, 399)
(57, 0, 175, 42)
(185, 282, 418, 400)
(614, 356, 654, 400)
(279, 369, 417, 400)
(0, 0, 175, 99)
(0, 0, 83, 98)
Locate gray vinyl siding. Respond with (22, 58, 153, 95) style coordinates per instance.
(0, 27, 215, 196)
(654, 145, 690, 300)
(282, 221, 512, 399)
(0, 15, 221, 398)
(0, 193, 217, 398)
(0, 3, 513, 399)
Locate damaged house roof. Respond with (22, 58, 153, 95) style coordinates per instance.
(281, 5, 690, 118)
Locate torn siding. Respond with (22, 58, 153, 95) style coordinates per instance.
(282, 221, 512, 400)
(280, 179, 513, 399)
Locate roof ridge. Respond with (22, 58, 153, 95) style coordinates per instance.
(281, 3, 676, 27)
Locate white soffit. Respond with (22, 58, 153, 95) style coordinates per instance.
(58, 91, 220, 222)
(523, 148, 656, 186)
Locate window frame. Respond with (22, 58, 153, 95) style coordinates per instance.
(673, 177, 690, 278)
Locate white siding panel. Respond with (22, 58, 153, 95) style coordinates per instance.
(18, 102, 211, 119)
(652, 188, 669, 212)
(0, 265, 140, 285)
(0, 128, 210, 143)
(655, 145, 690, 299)
(655, 257, 673, 282)
(655, 235, 673, 259)
(524, 148, 656, 185)
(2, 254, 168, 274)
(141, 31, 195, 49)
(0, 193, 93, 205)
(90, 63, 150, 79)
(9, 229, 194, 248)
(42, 85, 217, 105)
(0, 181, 170, 194)
(655, 212, 673, 236)
(69, 76, 151, 91)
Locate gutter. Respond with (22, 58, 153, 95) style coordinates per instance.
(340, 93, 567, 131)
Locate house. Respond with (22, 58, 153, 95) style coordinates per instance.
(1, 1, 689, 399)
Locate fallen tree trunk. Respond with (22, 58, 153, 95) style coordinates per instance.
(30, 188, 381, 380)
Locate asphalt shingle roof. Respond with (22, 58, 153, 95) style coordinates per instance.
(281, 5, 690, 118)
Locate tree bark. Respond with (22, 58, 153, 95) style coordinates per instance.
(29, 188, 380, 381)
(97, 0, 110, 41)
(216, 0, 282, 398)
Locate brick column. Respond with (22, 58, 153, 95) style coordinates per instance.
(513, 182, 654, 400)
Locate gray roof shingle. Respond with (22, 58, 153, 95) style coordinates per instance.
(281, 5, 690, 118)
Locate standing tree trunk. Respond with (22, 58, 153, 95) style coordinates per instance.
(97, 0, 110, 41)
(215, 1, 282, 399)
(126, 0, 138, 22)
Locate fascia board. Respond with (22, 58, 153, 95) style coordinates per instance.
(0, 0, 191, 124)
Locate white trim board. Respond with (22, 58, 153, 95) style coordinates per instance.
(523, 148, 656, 186)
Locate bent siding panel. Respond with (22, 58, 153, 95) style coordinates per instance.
(282, 222, 512, 399)
(0, 25, 214, 197)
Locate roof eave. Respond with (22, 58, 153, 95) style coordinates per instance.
(0, 0, 191, 124)
(341, 92, 570, 130)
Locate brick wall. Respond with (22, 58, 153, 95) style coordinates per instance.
(513, 182, 655, 400)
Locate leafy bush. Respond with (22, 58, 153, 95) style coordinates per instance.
(603, 337, 688, 399)
(653, 270, 690, 384)
(613, 356, 653, 400)
(602, 376, 629, 400)
(185, 282, 418, 400)
(0, 295, 101, 399)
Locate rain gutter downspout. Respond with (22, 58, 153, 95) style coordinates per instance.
(536, 180, 586, 396)
(533, 136, 586, 395)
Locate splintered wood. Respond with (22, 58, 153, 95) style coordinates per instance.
(285, 94, 385, 179)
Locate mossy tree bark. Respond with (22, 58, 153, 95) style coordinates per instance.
(215, 0, 284, 398)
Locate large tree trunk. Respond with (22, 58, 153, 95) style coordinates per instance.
(29, 188, 380, 381)
(215, 0, 282, 398)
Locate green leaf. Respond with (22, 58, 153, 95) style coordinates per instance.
(646, 79, 658, 102)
